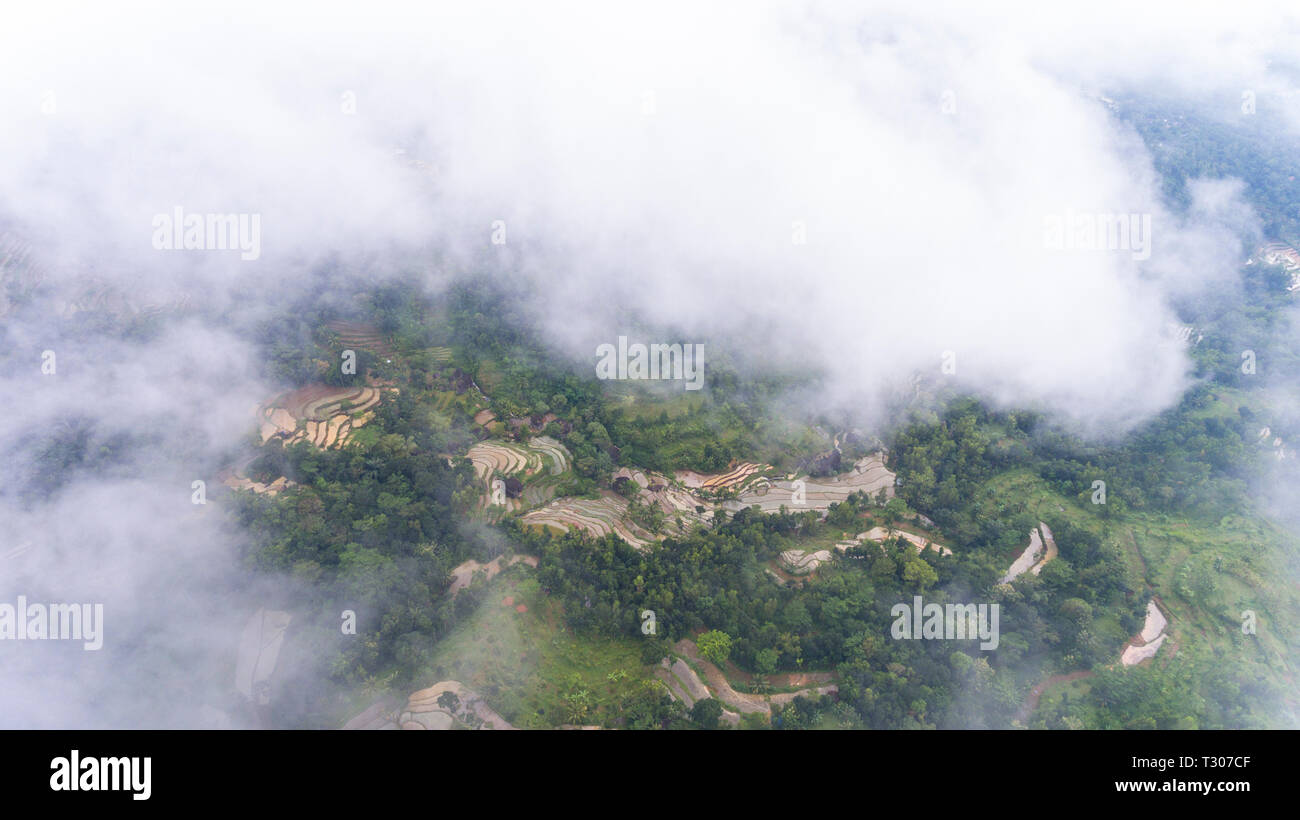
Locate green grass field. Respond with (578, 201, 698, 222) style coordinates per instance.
(420, 572, 659, 728)
(605, 387, 707, 420)
(980, 466, 1300, 714)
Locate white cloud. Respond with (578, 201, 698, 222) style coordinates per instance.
(1, 0, 1297, 725)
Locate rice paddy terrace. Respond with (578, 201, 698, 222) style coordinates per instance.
(516, 451, 904, 553)
(235, 319, 910, 584)
(223, 382, 388, 495)
(675, 461, 767, 493)
(641, 481, 714, 532)
(324, 320, 397, 359)
(721, 453, 896, 513)
(467, 438, 569, 483)
(219, 452, 294, 496)
(343, 680, 514, 730)
(851, 526, 953, 557)
(780, 548, 833, 575)
(519, 464, 708, 548)
(522, 492, 659, 548)
(257, 383, 386, 449)
(325, 319, 454, 372)
(775, 523, 953, 579)
(223, 474, 293, 495)
(466, 436, 573, 520)
(448, 555, 540, 596)
(998, 522, 1058, 585)
(1121, 598, 1171, 667)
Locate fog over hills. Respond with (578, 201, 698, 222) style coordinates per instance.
(2, 0, 1299, 727)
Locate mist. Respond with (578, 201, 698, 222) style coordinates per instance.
(2, 0, 1299, 726)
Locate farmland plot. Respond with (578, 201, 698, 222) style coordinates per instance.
(466, 437, 574, 516)
(520, 492, 656, 548)
(723, 454, 895, 513)
(257, 384, 388, 450)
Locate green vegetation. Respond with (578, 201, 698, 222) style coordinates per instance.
(228, 139, 1300, 728)
(420, 574, 678, 729)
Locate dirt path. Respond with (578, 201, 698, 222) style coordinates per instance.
(672, 638, 836, 716)
(1015, 670, 1095, 724)
(674, 639, 770, 714)
(715, 657, 833, 689)
(765, 671, 835, 688)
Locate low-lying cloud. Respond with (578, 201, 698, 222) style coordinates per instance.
(2, 0, 1298, 726)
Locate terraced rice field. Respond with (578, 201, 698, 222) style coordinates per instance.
(520, 492, 655, 548)
(467, 437, 570, 482)
(217, 451, 295, 496)
(780, 549, 833, 575)
(426, 347, 453, 364)
(466, 437, 573, 517)
(658, 657, 712, 707)
(613, 467, 651, 488)
(850, 526, 953, 556)
(676, 461, 768, 492)
(655, 657, 741, 727)
(467, 441, 533, 480)
(723, 454, 895, 513)
(427, 388, 484, 423)
(998, 524, 1048, 584)
(520, 479, 564, 509)
(612, 468, 712, 533)
(223, 474, 293, 496)
(257, 384, 386, 449)
(1121, 599, 1170, 666)
(528, 436, 570, 474)
(645, 483, 713, 532)
(343, 681, 514, 730)
(448, 555, 539, 596)
(325, 320, 397, 359)
(512, 451, 896, 550)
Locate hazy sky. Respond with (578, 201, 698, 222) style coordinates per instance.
(2, 0, 1299, 726)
